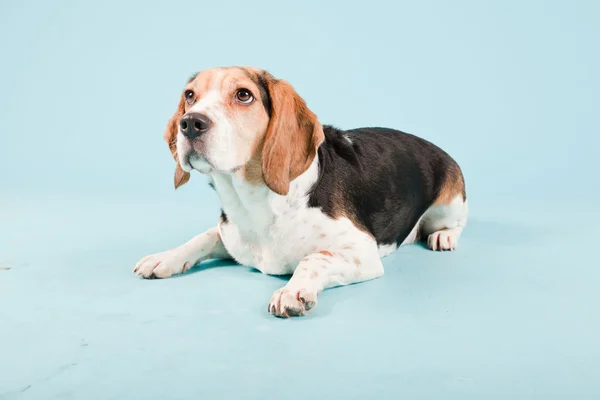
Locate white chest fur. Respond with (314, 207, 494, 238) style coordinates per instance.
(211, 160, 375, 275)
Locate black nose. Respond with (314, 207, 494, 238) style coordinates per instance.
(179, 113, 211, 139)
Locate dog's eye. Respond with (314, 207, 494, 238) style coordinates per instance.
(184, 90, 195, 105)
(235, 88, 254, 104)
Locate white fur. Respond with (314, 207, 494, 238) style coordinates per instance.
(214, 158, 386, 316)
(214, 159, 382, 277)
(135, 157, 386, 316)
(376, 199, 467, 257)
(421, 196, 468, 251)
(134, 169, 469, 315)
(377, 243, 398, 258)
(178, 90, 241, 172)
(178, 71, 263, 173)
(133, 227, 228, 278)
(137, 73, 468, 315)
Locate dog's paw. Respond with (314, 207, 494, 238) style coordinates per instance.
(133, 250, 194, 279)
(427, 228, 460, 251)
(268, 286, 318, 318)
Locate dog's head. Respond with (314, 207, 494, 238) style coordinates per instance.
(164, 67, 324, 195)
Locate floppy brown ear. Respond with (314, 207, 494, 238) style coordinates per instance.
(164, 96, 190, 189)
(261, 74, 324, 195)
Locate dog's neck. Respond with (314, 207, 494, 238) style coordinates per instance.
(208, 157, 320, 235)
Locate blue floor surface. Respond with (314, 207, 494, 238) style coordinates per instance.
(1, 193, 599, 399)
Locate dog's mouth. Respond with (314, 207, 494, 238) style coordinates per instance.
(179, 153, 192, 172)
(187, 150, 246, 175)
(188, 153, 215, 174)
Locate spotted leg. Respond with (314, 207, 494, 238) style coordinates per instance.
(268, 243, 384, 318)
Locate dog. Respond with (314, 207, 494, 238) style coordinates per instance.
(133, 66, 468, 318)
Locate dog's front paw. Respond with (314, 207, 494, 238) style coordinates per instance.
(268, 286, 318, 318)
(133, 250, 194, 279)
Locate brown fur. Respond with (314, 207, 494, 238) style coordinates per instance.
(164, 68, 323, 195)
(164, 96, 190, 189)
(183, 68, 271, 184)
(324, 178, 376, 237)
(240, 128, 267, 185)
(260, 73, 324, 195)
(434, 163, 466, 205)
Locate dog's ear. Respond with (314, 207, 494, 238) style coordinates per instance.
(164, 95, 190, 189)
(261, 73, 324, 195)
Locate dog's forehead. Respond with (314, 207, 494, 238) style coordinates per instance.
(188, 67, 263, 92)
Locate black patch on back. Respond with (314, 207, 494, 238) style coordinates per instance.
(308, 125, 460, 246)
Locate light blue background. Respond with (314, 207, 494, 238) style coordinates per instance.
(1, 1, 599, 399)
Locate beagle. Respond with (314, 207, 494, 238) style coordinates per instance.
(134, 67, 468, 318)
